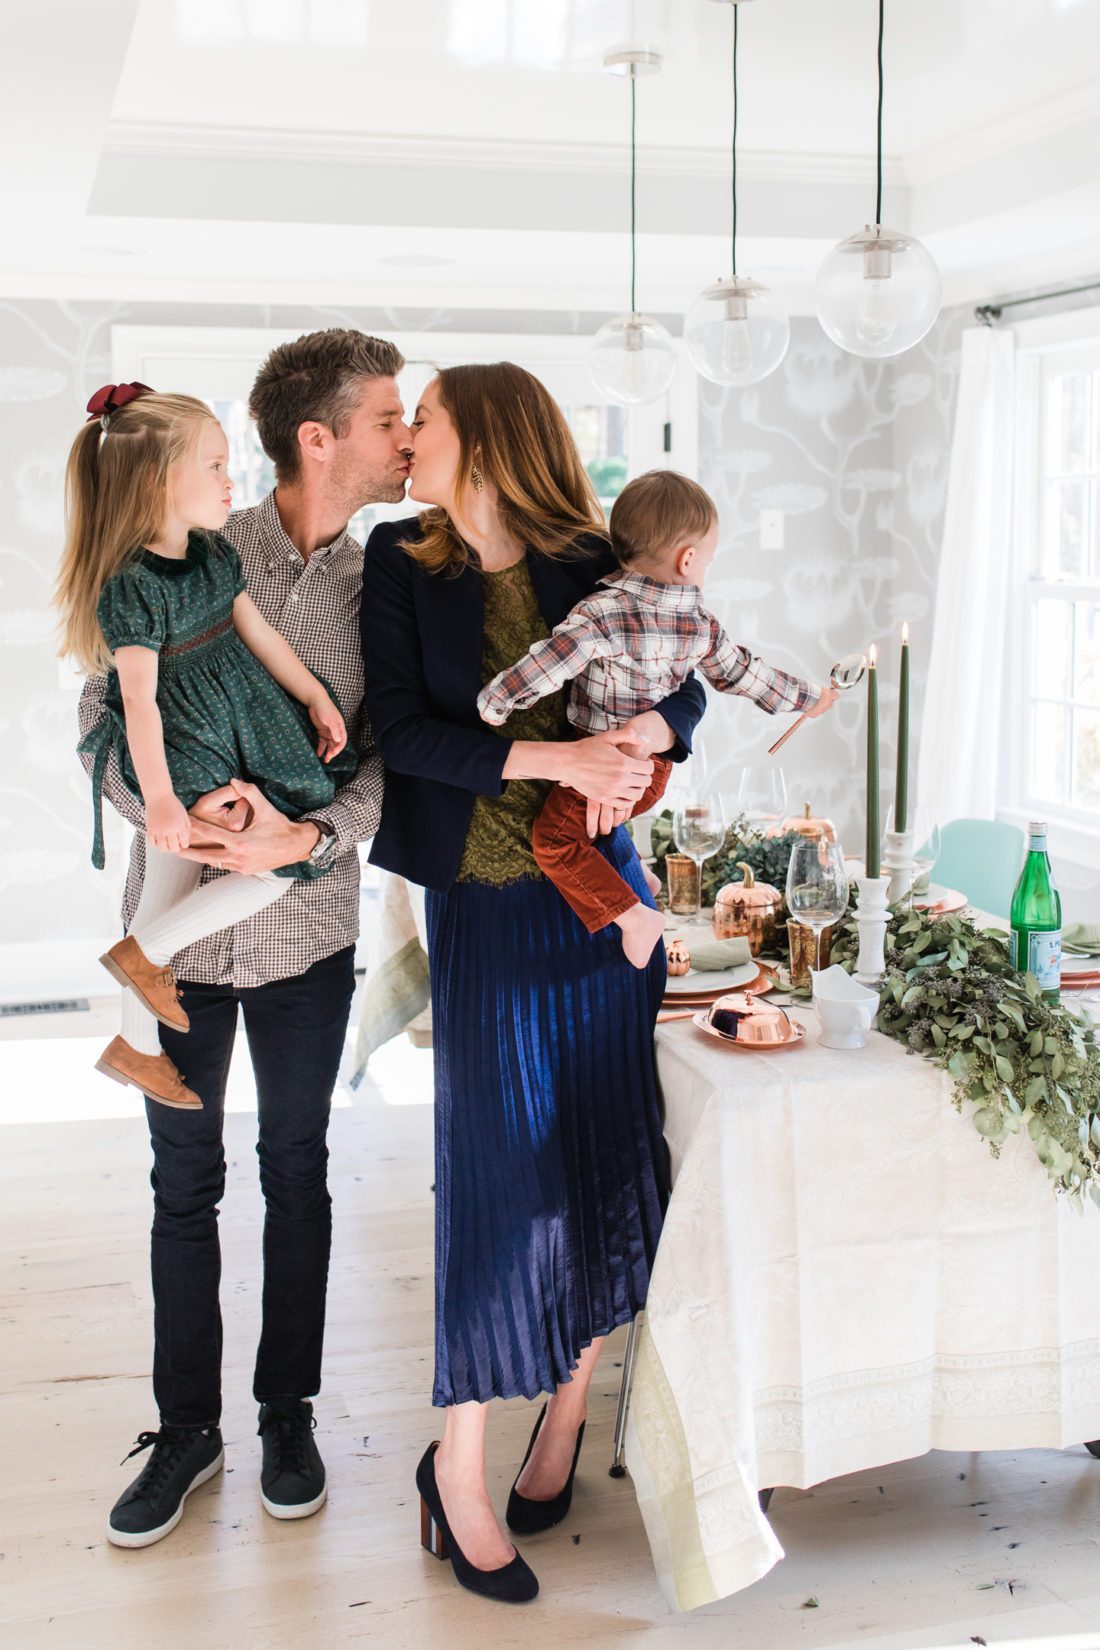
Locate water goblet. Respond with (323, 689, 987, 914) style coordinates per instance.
(672, 795, 728, 915)
(735, 765, 788, 834)
(785, 837, 850, 971)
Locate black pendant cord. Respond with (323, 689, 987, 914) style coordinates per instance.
(630, 72, 637, 315)
(731, 3, 739, 276)
(874, 0, 884, 227)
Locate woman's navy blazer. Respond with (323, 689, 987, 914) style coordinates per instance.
(359, 517, 706, 893)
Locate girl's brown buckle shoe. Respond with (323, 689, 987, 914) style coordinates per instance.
(95, 1036, 202, 1110)
(99, 936, 190, 1031)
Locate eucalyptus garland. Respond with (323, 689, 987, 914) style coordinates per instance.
(831, 905, 1100, 1203)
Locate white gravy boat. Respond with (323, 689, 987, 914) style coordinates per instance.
(810, 965, 880, 1050)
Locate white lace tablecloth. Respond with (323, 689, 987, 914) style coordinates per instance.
(627, 1005, 1100, 1611)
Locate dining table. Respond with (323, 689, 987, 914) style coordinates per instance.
(625, 915, 1100, 1612)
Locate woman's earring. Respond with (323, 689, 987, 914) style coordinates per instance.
(470, 462, 484, 495)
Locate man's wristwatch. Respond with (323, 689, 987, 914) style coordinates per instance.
(306, 820, 338, 868)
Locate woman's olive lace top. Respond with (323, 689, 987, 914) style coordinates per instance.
(457, 558, 570, 886)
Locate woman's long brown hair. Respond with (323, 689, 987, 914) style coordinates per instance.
(54, 393, 219, 674)
(401, 362, 608, 575)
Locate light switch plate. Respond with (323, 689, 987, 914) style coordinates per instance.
(759, 509, 785, 550)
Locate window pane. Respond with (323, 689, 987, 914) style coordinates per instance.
(1031, 702, 1068, 803)
(1045, 479, 1088, 577)
(1073, 600, 1100, 703)
(1034, 598, 1070, 701)
(1073, 708, 1100, 808)
(561, 401, 628, 508)
(1048, 370, 1091, 475)
(212, 399, 273, 506)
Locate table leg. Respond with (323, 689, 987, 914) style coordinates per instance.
(608, 1313, 643, 1478)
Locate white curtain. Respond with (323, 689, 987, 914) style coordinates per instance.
(917, 325, 1016, 824)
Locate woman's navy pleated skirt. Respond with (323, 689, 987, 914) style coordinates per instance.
(426, 827, 669, 1407)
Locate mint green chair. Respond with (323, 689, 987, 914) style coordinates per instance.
(931, 818, 1025, 920)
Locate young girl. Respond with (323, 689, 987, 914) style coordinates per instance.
(56, 383, 356, 1111)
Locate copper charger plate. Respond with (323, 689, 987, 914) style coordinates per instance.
(661, 964, 778, 1009)
(691, 1011, 807, 1051)
(912, 885, 967, 914)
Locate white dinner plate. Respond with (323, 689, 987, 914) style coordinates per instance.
(663, 962, 762, 995)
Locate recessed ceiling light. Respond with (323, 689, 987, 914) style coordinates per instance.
(377, 253, 458, 268)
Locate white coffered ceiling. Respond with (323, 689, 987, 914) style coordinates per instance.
(6, 0, 1100, 314)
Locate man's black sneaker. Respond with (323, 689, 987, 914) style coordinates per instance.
(258, 1400, 327, 1519)
(107, 1426, 224, 1548)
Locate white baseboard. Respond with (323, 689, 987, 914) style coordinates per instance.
(0, 940, 121, 1006)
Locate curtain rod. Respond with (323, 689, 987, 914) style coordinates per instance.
(975, 279, 1100, 325)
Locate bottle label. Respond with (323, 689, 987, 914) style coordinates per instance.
(1011, 928, 1061, 990)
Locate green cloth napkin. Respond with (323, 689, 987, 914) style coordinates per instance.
(685, 935, 754, 972)
(1062, 922, 1100, 956)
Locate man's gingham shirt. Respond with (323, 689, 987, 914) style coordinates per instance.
(478, 569, 823, 733)
(77, 491, 384, 988)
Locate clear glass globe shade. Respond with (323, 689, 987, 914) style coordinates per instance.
(588, 313, 678, 405)
(815, 227, 942, 359)
(684, 276, 790, 386)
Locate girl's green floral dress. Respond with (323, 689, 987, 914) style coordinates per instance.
(80, 530, 356, 877)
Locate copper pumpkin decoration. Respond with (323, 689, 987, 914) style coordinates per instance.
(665, 936, 692, 976)
(712, 862, 784, 955)
(766, 802, 838, 843)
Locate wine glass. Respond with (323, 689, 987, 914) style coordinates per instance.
(785, 837, 850, 971)
(672, 794, 728, 915)
(735, 765, 788, 834)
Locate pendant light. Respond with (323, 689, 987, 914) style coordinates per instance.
(815, 0, 941, 358)
(589, 47, 677, 406)
(684, 0, 789, 388)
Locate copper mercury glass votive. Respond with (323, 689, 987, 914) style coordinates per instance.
(666, 854, 701, 916)
(787, 919, 833, 990)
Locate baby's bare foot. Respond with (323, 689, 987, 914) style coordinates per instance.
(642, 864, 662, 898)
(616, 903, 667, 970)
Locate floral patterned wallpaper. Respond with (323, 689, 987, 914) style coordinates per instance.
(694, 309, 967, 857)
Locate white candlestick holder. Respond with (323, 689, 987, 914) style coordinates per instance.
(883, 828, 918, 907)
(854, 874, 892, 987)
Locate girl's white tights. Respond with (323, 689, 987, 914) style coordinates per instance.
(120, 844, 288, 1055)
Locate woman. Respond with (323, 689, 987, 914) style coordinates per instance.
(360, 363, 705, 1604)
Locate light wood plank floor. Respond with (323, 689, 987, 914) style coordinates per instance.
(4, 1008, 1100, 1650)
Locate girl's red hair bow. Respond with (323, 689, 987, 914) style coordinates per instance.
(85, 382, 153, 424)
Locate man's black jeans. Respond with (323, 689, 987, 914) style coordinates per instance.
(149, 945, 356, 1429)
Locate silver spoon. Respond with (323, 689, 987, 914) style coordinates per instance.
(767, 652, 867, 755)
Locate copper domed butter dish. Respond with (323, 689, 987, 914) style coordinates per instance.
(692, 992, 806, 1050)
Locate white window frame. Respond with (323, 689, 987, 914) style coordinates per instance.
(111, 324, 699, 486)
(1001, 307, 1100, 870)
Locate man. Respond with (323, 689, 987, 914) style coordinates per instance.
(78, 329, 412, 1547)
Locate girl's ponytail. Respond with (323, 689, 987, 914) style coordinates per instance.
(56, 420, 115, 674)
(53, 389, 217, 674)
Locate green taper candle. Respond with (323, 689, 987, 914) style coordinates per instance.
(895, 622, 910, 833)
(866, 643, 880, 878)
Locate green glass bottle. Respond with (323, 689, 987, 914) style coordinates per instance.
(1009, 820, 1062, 1005)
